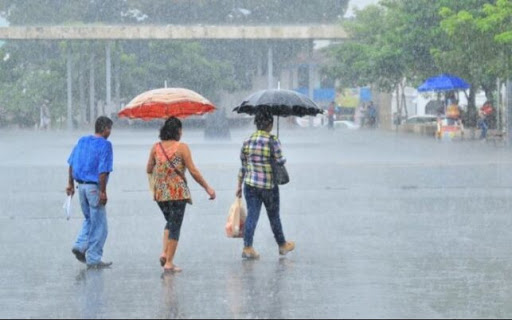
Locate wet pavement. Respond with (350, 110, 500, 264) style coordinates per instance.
(2, 125, 512, 318)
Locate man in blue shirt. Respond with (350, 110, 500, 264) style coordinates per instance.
(66, 116, 114, 269)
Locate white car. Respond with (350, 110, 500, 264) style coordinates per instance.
(334, 120, 360, 129)
(404, 115, 439, 124)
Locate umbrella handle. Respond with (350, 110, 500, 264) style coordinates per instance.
(277, 116, 279, 138)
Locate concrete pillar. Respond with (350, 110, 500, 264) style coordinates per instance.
(308, 40, 315, 127)
(114, 51, 120, 111)
(308, 40, 314, 101)
(89, 52, 95, 123)
(376, 91, 393, 131)
(267, 46, 273, 89)
(79, 49, 86, 126)
(66, 45, 73, 131)
(106, 41, 112, 113)
(506, 79, 512, 144)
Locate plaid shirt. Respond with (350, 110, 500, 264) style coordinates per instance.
(238, 130, 286, 189)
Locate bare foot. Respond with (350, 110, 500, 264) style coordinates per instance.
(163, 264, 182, 273)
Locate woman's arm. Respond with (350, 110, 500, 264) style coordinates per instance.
(236, 144, 247, 198)
(271, 136, 286, 165)
(146, 145, 156, 174)
(181, 143, 216, 200)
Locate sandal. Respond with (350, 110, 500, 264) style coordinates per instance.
(159, 255, 166, 267)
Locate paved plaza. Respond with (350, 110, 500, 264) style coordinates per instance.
(1, 125, 512, 318)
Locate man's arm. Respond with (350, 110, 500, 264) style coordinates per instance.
(99, 172, 109, 206)
(66, 166, 75, 196)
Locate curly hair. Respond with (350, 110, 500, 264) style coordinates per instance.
(159, 117, 182, 141)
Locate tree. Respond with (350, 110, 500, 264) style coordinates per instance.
(436, 0, 503, 126)
(322, 0, 509, 127)
(322, 3, 409, 118)
(0, 1, 351, 126)
(477, 0, 512, 79)
(125, 0, 348, 25)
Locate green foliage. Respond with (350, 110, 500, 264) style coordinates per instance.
(0, 0, 349, 25)
(0, 1, 353, 126)
(323, 3, 407, 93)
(324, 0, 509, 99)
(0, 0, 132, 25)
(0, 41, 66, 126)
(125, 0, 348, 25)
(476, 0, 512, 78)
(119, 40, 235, 102)
(437, 0, 506, 109)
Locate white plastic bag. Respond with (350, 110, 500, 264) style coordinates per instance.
(225, 197, 246, 238)
(63, 195, 72, 220)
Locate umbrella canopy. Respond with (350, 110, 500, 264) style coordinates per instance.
(232, 89, 323, 117)
(417, 73, 470, 92)
(118, 87, 216, 120)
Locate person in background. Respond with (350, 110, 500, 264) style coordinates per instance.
(40, 101, 51, 130)
(235, 110, 295, 260)
(66, 116, 114, 269)
(327, 101, 335, 130)
(367, 101, 378, 128)
(354, 104, 362, 127)
(477, 109, 488, 140)
(146, 117, 216, 273)
(445, 99, 461, 125)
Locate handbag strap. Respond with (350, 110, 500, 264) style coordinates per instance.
(158, 142, 187, 182)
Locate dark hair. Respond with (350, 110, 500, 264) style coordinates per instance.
(160, 117, 182, 141)
(95, 116, 113, 134)
(254, 111, 273, 130)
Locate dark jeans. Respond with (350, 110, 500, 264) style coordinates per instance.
(243, 184, 286, 247)
(157, 200, 187, 240)
(478, 118, 488, 139)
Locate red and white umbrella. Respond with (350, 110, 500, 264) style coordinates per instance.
(118, 87, 216, 120)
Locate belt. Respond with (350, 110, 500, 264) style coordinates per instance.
(76, 180, 98, 185)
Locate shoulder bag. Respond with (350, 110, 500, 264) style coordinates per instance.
(269, 137, 289, 185)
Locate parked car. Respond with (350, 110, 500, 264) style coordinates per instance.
(404, 115, 439, 124)
(334, 120, 360, 129)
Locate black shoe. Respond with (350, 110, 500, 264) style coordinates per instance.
(72, 248, 86, 263)
(87, 261, 113, 269)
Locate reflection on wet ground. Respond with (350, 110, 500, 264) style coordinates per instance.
(1, 127, 512, 318)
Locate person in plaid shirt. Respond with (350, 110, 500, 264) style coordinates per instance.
(236, 111, 295, 259)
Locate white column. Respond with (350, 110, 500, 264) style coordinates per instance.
(506, 79, 512, 144)
(89, 52, 95, 123)
(267, 46, 273, 89)
(79, 48, 86, 126)
(67, 45, 73, 131)
(106, 41, 112, 114)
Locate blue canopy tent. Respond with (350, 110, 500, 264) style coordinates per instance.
(417, 73, 470, 92)
(417, 73, 470, 117)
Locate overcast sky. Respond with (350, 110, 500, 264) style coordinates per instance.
(344, 0, 380, 17)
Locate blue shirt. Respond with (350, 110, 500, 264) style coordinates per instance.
(67, 135, 113, 183)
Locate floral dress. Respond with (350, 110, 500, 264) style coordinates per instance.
(151, 142, 192, 204)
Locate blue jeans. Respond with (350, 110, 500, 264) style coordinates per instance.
(478, 118, 488, 139)
(73, 184, 108, 264)
(243, 184, 286, 247)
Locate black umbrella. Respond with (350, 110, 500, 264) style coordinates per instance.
(233, 89, 324, 136)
